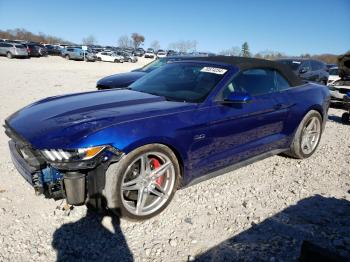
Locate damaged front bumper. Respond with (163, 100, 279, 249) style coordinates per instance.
(5, 124, 123, 207)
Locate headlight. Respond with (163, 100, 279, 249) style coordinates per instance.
(41, 146, 105, 162)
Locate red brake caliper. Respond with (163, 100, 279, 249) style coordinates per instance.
(150, 157, 164, 185)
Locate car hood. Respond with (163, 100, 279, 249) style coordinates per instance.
(97, 71, 146, 89)
(6, 89, 194, 149)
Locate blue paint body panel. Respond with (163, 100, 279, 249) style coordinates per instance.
(6, 61, 330, 186)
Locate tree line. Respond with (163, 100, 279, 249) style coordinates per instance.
(0, 28, 343, 64)
(118, 34, 198, 53)
(0, 28, 73, 45)
(220, 42, 341, 64)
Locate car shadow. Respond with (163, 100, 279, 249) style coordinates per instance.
(195, 195, 350, 261)
(52, 207, 133, 262)
(328, 114, 344, 124)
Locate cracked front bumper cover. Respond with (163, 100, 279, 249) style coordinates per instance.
(4, 122, 124, 204)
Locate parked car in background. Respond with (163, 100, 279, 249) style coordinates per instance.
(328, 78, 350, 108)
(96, 51, 124, 63)
(144, 48, 155, 58)
(44, 44, 62, 56)
(276, 58, 329, 85)
(327, 67, 341, 86)
(61, 47, 83, 60)
(36, 44, 48, 57)
(4, 39, 26, 44)
(326, 64, 337, 70)
(122, 47, 135, 53)
(116, 51, 138, 63)
(156, 50, 167, 58)
(5, 56, 330, 220)
(83, 51, 97, 62)
(23, 43, 41, 57)
(61, 47, 96, 61)
(133, 48, 145, 57)
(328, 52, 350, 110)
(96, 56, 206, 90)
(167, 50, 177, 56)
(0, 42, 28, 58)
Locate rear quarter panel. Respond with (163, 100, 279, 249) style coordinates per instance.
(282, 83, 330, 140)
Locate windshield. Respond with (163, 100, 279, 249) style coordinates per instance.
(140, 58, 167, 72)
(129, 62, 227, 103)
(329, 68, 339, 76)
(278, 60, 301, 71)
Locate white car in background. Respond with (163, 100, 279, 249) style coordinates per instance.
(96, 51, 124, 63)
(156, 50, 167, 58)
(144, 49, 155, 58)
(327, 67, 341, 85)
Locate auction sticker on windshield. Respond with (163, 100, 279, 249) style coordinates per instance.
(200, 67, 227, 75)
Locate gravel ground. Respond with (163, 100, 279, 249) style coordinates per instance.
(0, 56, 349, 262)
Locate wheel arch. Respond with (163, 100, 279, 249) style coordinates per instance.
(306, 104, 324, 121)
(121, 138, 186, 183)
(288, 104, 325, 145)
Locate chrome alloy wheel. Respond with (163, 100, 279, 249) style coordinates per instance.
(301, 116, 321, 155)
(120, 152, 175, 216)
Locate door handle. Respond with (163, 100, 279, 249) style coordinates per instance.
(274, 104, 283, 110)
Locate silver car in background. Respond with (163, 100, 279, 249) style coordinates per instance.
(0, 42, 28, 58)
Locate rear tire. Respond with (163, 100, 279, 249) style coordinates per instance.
(286, 110, 322, 159)
(65, 55, 70, 60)
(341, 112, 350, 124)
(6, 52, 13, 59)
(104, 144, 180, 221)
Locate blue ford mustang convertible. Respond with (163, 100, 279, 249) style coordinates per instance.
(5, 56, 330, 220)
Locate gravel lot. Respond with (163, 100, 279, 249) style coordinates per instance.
(0, 56, 349, 262)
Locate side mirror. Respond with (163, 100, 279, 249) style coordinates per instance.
(299, 67, 308, 74)
(222, 92, 252, 104)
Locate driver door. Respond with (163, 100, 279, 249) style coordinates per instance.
(191, 68, 290, 175)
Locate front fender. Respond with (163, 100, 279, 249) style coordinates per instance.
(70, 121, 191, 169)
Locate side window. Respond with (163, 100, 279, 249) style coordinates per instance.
(310, 60, 318, 70)
(222, 68, 276, 98)
(301, 60, 311, 71)
(274, 71, 290, 91)
(316, 61, 324, 70)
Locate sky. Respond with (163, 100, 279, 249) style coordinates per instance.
(0, 0, 349, 56)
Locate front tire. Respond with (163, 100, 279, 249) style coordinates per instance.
(286, 110, 322, 159)
(65, 55, 70, 60)
(105, 144, 180, 220)
(6, 52, 13, 59)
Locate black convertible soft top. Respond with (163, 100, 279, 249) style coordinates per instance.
(189, 55, 303, 87)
